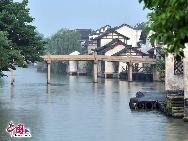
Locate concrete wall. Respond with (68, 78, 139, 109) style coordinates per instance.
(165, 54, 184, 91)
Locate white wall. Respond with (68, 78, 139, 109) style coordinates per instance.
(105, 61, 115, 73)
(101, 38, 113, 47)
(165, 54, 184, 90)
(100, 34, 125, 47)
(104, 45, 125, 73)
(105, 45, 125, 56)
(116, 26, 142, 47)
(69, 61, 78, 72)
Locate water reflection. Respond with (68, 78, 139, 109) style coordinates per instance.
(47, 84, 51, 96)
(166, 119, 188, 141)
(9, 85, 14, 99)
(0, 67, 188, 141)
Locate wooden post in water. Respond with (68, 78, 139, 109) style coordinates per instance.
(128, 62, 133, 82)
(47, 60, 51, 84)
(93, 60, 98, 83)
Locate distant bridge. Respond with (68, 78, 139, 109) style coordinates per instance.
(41, 54, 156, 84)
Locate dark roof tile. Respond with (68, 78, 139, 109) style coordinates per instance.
(92, 28, 129, 40)
(113, 23, 136, 30)
(113, 46, 148, 56)
(95, 39, 131, 54)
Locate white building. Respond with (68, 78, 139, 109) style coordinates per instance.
(114, 24, 142, 47)
(89, 24, 149, 78)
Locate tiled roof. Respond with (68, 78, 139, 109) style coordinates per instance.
(147, 48, 154, 54)
(112, 46, 148, 56)
(95, 39, 131, 54)
(92, 28, 129, 40)
(113, 23, 136, 31)
(89, 25, 111, 36)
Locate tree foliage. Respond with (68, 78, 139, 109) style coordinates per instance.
(156, 49, 165, 81)
(0, 31, 24, 70)
(134, 22, 148, 44)
(45, 28, 81, 73)
(156, 58, 165, 81)
(0, 0, 44, 72)
(45, 29, 81, 55)
(139, 0, 188, 59)
(134, 22, 147, 31)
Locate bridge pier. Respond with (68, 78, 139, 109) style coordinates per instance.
(47, 60, 51, 84)
(128, 62, 133, 82)
(93, 61, 98, 83)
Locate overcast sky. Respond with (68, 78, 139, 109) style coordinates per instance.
(14, 0, 148, 37)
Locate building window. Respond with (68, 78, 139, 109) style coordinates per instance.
(174, 57, 183, 75)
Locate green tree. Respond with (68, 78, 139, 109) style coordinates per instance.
(134, 22, 148, 44)
(155, 48, 165, 81)
(0, 0, 44, 71)
(139, 0, 188, 60)
(0, 31, 24, 70)
(134, 22, 147, 31)
(45, 28, 81, 73)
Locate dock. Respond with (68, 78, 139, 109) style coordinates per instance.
(129, 90, 184, 118)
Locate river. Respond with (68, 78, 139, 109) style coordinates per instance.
(0, 66, 188, 141)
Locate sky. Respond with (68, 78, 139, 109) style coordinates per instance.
(15, 0, 149, 37)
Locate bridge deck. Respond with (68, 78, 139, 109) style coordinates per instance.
(41, 55, 156, 64)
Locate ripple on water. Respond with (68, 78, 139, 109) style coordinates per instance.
(0, 67, 188, 141)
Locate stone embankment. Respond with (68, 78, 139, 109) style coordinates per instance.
(129, 90, 184, 118)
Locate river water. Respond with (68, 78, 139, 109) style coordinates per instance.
(0, 66, 188, 141)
